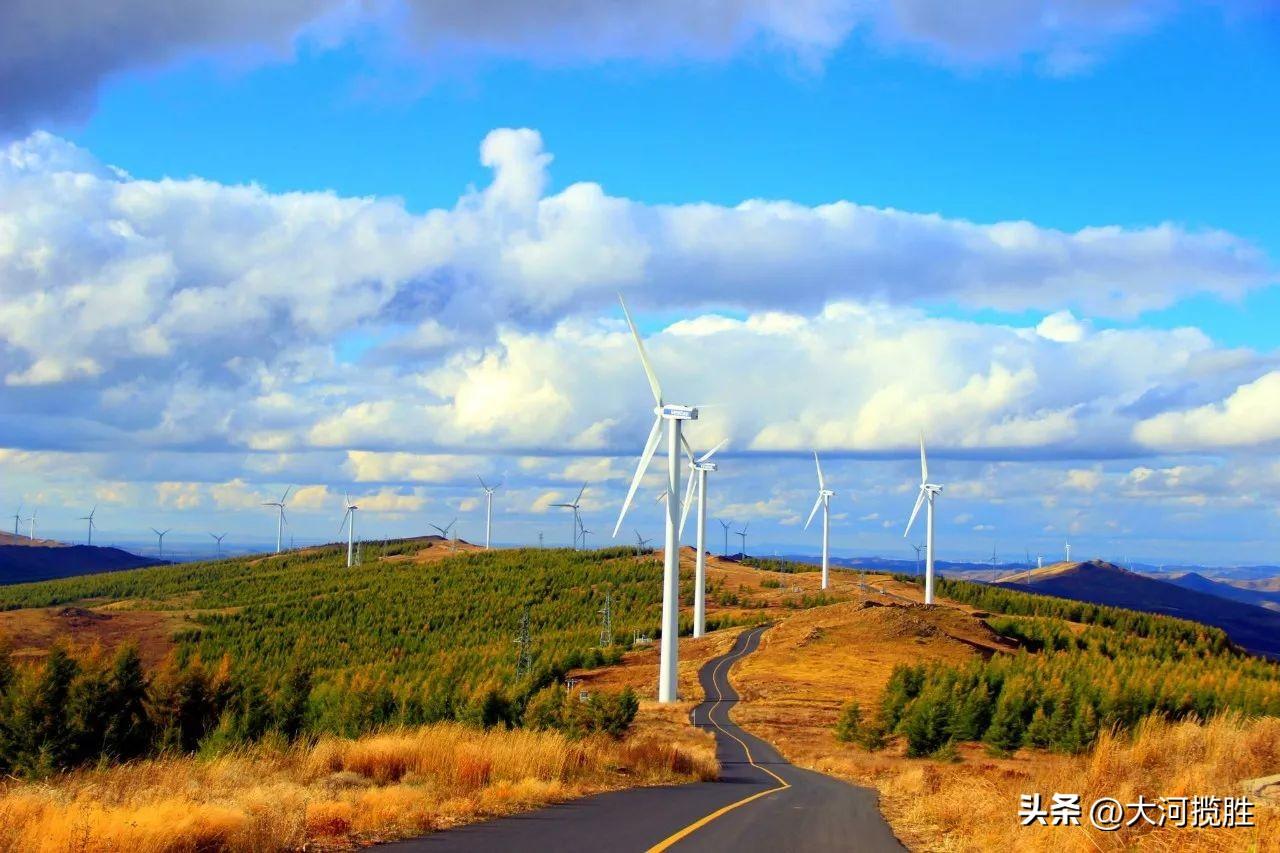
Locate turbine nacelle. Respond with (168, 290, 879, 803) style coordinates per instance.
(658, 403, 698, 420)
(692, 460, 718, 472)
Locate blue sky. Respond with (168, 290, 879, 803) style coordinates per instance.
(1, 1, 1278, 564)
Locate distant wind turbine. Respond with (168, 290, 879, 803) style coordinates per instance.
(477, 476, 501, 549)
(210, 532, 227, 558)
(903, 433, 943, 605)
(580, 527, 593, 550)
(79, 505, 98, 546)
(10, 503, 21, 538)
(804, 451, 836, 590)
(1064, 539, 1072, 562)
(429, 518, 456, 541)
(634, 530, 653, 549)
(262, 487, 291, 554)
(678, 438, 727, 637)
(735, 523, 749, 558)
(550, 482, 587, 549)
(612, 293, 699, 704)
(911, 543, 925, 577)
(339, 493, 359, 568)
(27, 509, 37, 541)
(719, 519, 733, 558)
(151, 527, 171, 558)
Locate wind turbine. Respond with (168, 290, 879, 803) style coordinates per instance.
(550, 483, 587, 549)
(339, 493, 359, 568)
(903, 433, 943, 605)
(477, 476, 501, 549)
(27, 509, 37, 541)
(1064, 539, 1072, 562)
(429, 518, 456, 541)
(151, 528, 170, 559)
(10, 503, 21, 538)
(634, 530, 653, 550)
(262, 487, 291, 554)
(79, 505, 97, 546)
(804, 451, 836, 590)
(719, 519, 732, 557)
(911, 543, 925, 577)
(612, 293, 698, 704)
(735, 523, 748, 558)
(990, 544, 999, 582)
(210, 532, 227, 558)
(678, 439, 727, 637)
(580, 527, 593, 550)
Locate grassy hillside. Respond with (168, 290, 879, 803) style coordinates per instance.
(989, 560, 1280, 658)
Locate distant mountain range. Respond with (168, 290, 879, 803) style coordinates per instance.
(993, 560, 1280, 659)
(0, 536, 167, 585)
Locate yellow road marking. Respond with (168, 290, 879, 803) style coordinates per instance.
(646, 627, 790, 852)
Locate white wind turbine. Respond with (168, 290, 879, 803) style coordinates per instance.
(613, 293, 698, 704)
(903, 433, 943, 605)
(27, 508, 37, 541)
(151, 527, 171, 559)
(678, 439, 727, 637)
(79, 505, 98, 546)
(477, 476, 501, 549)
(339, 493, 359, 568)
(550, 482, 587, 549)
(210, 532, 227, 558)
(262, 487, 291, 554)
(1064, 539, 1072, 562)
(804, 451, 836, 590)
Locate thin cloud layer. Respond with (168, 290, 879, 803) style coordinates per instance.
(0, 1, 1221, 133)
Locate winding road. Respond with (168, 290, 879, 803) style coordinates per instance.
(383, 625, 903, 852)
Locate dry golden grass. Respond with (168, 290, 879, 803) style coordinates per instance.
(0, 720, 717, 852)
(726, 589, 1280, 852)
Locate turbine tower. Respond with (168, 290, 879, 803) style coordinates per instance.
(262, 487, 291, 554)
(903, 433, 943, 605)
(613, 293, 698, 704)
(210, 532, 227, 558)
(339, 493, 359, 568)
(151, 528, 170, 559)
(911, 543, 925, 577)
(735, 523, 748, 558)
(678, 439, 727, 637)
(1064, 539, 1072, 562)
(79, 505, 97, 546)
(804, 451, 836, 590)
(10, 503, 21, 538)
(719, 519, 732, 557)
(477, 476, 501, 549)
(550, 483, 587, 549)
(27, 509, 37, 541)
(579, 527, 593, 549)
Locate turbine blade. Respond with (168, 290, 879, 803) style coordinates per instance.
(574, 481, 587, 505)
(618, 293, 663, 406)
(698, 438, 728, 463)
(919, 432, 928, 484)
(280, 485, 292, 504)
(813, 450, 825, 491)
(680, 432, 696, 465)
(679, 469, 696, 537)
(477, 475, 489, 491)
(613, 415, 663, 538)
(804, 493, 823, 531)
(338, 509, 350, 535)
(904, 488, 926, 537)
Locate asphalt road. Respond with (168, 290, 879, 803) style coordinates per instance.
(383, 625, 904, 852)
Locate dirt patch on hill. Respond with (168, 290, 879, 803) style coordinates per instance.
(0, 605, 188, 667)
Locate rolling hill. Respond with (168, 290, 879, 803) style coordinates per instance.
(0, 542, 167, 585)
(1169, 571, 1280, 612)
(995, 560, 1280, 658)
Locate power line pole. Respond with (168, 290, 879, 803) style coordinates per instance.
(514, 607, 532, 678)
(598, 592, 613, 648)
